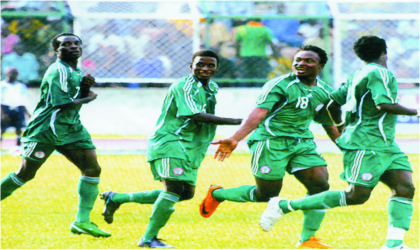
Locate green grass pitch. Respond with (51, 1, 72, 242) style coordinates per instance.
(1, 154, 419, 249)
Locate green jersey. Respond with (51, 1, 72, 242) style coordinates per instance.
(22, 60, 91, 145)
(147, 74, 218, 167)
(331, 63, 400, 152)
(248, 73, 334, 144)
(235, 22, 274, 57)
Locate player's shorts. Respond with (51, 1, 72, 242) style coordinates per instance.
(21, 139, 96, 163)
(340, 149, 412, 188)
(149, 158, 198, 186)
(1, 105, 26, 131)
(248, 138, 327, 180)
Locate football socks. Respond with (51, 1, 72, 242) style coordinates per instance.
(75, 176, 100, 223)
(112, 189, 163, 204)
(141, 192, 180, 242)
(0, 172, 25, 201)
(385, 197, 413, 248)
(212, 185, 257, 202)
(281, 190, 347, 213)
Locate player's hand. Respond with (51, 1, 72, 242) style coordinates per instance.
(210, 138, 238, 162)
(82, 74, 95, 88)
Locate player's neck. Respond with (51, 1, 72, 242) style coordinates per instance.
(298, 76, 317, 87)
(60, 59, 79, 70)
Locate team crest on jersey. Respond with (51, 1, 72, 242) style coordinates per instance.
(173, 167, 184, 176)
(34, 151, 45, 158)
(260, 166, 271, 174)
(361, 173, 373, 181)
(315, 104, 324, 112)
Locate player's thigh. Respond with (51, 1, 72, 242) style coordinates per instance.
(18, 141, 56, 180)
(249, 140, 292, 181)
(341, 149, 406, 188)
(57, 140, 99, 175)
(149, 158, 198, 187)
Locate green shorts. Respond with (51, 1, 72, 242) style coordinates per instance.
(341, 149, 412, 188)
(21, 140, 96, 163)
(149, 158, 198, 186)
(249, 138, 327, 180)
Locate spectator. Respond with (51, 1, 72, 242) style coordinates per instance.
(1, 67, 31, 147)
(235, 18, 279, 79)
(213, 42, 239, 79)
(1, 43, 40, 82)
(200, 17, 233, 48)
(1, 23, 20, 54)
(133, 44, 165, 78)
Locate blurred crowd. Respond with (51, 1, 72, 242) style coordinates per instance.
(1, 0, 418, 84)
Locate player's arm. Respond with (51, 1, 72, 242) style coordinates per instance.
(56, 91, 97, 110)
(376, 103, 418, 116)
(326, 99, 345, 133)
(211, 107, 269, 161)
(189, 113, 242, 125)
(322, 125, 341, 143)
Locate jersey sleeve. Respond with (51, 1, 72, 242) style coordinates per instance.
(367, 69, 397, 105)
(47, 66, 74, 107)
(172, 82, 203, 117)
(255, 80, 285, 110)
(313, 105, 334, 125)
(330, 82, 348, 105)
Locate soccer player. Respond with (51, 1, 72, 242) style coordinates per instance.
(1, 67, 32, 147)
(0, 33, 111, 238)
(260, 36, 418, 249)
(100, 50, 242, 248)
(202, 45, 342, 249)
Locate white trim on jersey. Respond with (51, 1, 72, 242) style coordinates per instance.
(378, 113, 388, 144)
(264, 100, 288, 136)
(183, 75, 201, 114)
(50, 109, 61, 137)
(257, 74, 290, 105)
(58, 63, 68, 93)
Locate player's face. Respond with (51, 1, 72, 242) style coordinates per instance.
(56, 36, 82, 61)
(292, 51, 324, 77)
(191, 56, 219, 82)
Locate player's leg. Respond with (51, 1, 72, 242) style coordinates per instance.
(14, 106, 26, 146)
(380, 159, 414, 249)
(59, 145, 111, 237)
(261, 149, 377, 232)
(294, 166, 331, 247)
(201, 140, 286, 218)
(1, 141, 54, 200)
(1, 105, 11, 146)
(138, 158, 197, 248)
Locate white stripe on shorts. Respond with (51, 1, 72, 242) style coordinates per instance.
(251, 141, 265, 175)
(350, 150, 365, 182)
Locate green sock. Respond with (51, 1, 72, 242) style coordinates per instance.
(300, 208, 327, 242)
(280, 190, 346, 213)
(75, 176, 100, 223)
(112, 189, 163, 204)
(212, 185, 257, 202)
(1, 172, 25, 201)
(385, 197, 413, 248)
(142, 192, 180, 242)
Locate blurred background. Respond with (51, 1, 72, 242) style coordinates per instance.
(1, 0, 418, 153)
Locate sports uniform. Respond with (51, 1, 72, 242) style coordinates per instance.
(20, 60, 95, 163)
(147, 73, 218, 186)
(331, 63, 411, 187)
(247, 73, 334, 180)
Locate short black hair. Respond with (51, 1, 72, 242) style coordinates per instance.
(298, 45, 328, 66)
(353, 36, 387, 62)
(191, 50, 219, 66)
(51, 33, 82, 51)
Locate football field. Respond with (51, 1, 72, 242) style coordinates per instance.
(1, 153, 419, 249)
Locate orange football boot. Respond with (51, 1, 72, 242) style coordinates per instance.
(296, 237, 333, 249)
(199, 184, 223, 218)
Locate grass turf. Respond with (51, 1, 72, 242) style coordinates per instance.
(1, 154, 419, 249)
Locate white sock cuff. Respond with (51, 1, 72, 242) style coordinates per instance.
(80, 176, 100, 184)
(287, 200, 295, 211)
(386, 226, 406, 241)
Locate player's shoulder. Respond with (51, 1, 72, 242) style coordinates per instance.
(363, 63, 392, 77)
(46, 61, 69, 75)
(171, 74, 199, 91)
(316, 78, 334, 92)
(268, 73, 297, 88)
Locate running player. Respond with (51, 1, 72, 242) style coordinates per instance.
(100, 50, 242, 248)
(260, 36, 418, 249)
(202, 45, 342, 249)
(0, 33, 111, 238)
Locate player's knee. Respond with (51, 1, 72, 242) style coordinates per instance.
(307, 181, 330, 195)
(255, 190, 277, 202)
(179, 191, 194, 201)
(82, 164, 101, 177)
(346, 192, 370, 205)
(394, 182, 415, 199)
